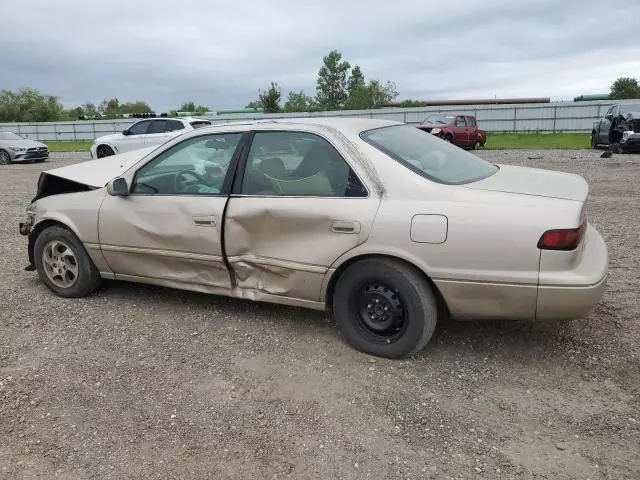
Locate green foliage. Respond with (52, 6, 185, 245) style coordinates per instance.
(176, 101, 209, 115)
(610, 77, 640, 99)
(0, 88, 64, 122)
(316, 50, 351, 111)
(345, 80, 398, 110)
(259, 82, 282, 113)
(283, 90, 317, 113)
(397, 99, 426, 108)
(246, 82, 282, 113)
(347, 65, 365, 97)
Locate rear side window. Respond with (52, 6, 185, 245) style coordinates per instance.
(241, 131, 367, 197)
(147, 120, 167, 134)
(191, 121, 212, 129)
(467, 117, 476, 127)
(361, 124, 498, 185)
(166, 120, 185, 132)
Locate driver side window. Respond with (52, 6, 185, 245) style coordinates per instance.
(455, 116, 466, 127)
(131, 133, 244, 196)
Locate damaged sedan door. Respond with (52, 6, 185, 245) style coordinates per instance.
(224, 130, 381, 306)
(97, 132, 246, 292)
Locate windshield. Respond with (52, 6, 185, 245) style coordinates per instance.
(423, 114, 454, 125)
(360, 124, 498, 185)
(0, 131, 24, 141)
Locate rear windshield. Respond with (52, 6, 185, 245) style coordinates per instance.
(360, 124, 498, 185)
(190, 121, 212, 129)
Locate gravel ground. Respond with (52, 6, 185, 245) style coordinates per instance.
(1, 150, 639, 479)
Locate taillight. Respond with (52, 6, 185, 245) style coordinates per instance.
(537, 221, 586, 250)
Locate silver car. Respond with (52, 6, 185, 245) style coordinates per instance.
(0, 131, 49, 165)
(18, 118, 608, 358)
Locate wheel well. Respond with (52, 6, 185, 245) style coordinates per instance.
(325, 254, 451, 320)
(27, 220, 69, 266)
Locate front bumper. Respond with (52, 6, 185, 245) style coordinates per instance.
(619, 132, 640, 152)
(12, 148, 49, 162)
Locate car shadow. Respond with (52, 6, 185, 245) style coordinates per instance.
(90, 279, 619, 364)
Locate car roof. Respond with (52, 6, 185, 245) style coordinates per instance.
(197, 117, 402, 135)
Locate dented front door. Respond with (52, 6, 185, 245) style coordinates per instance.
(97, 132, 246, 291)
(223, 130, 380, 303)
(99, 196, 231, 290)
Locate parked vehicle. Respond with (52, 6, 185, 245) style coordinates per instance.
(20, 118, 608, 358)
(592, 102, 640, 153)
(416, 113, 487, 149)
(0, 131, 49, 165)
(90, 117, 212, 159)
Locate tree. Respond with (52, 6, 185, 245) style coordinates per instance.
(283, 90, 316, 112)
(177, 101, 209, 115)
(347, 65, 365, 97)
(99, 97, 122, 118)
(316, 50, 351, 111)
(247, 82, 282, 113)
(610, 77, 640, 99)
(83, 102, 100, 119)
(120, 101, 153, 114)
(0, 88, 64, 122)
(345, 80, 399, 110)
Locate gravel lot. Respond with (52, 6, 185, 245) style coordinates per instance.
(1, 150, 639, 479)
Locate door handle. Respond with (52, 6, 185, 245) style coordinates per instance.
(332, 221, 360, 234)
(193, 215, 216, 227)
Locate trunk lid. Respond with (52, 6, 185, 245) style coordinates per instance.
(465, 164, 588, 202)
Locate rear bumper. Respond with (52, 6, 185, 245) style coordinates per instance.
(536, 225, 608, 320)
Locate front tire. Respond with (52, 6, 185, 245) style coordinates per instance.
(332, 258, 438, 358)
(33, 225, 102, 298)
(0, 149, 11, 165)
(96, 145, 115, 158)
(591, 132, 598, 149)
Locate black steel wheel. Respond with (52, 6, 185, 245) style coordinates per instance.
(332, 258, 438, 358)
(96, 145, 115, 158)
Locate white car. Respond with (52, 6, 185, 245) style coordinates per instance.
(90, 117, 212, 159)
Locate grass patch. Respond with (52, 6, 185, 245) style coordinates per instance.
(45, 141, 92, 152)
(484, 133, 590, 150)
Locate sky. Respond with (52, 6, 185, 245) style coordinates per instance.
(2, 0, 640, 112)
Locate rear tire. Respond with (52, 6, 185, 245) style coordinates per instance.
(96, 145, 115, 158)
(473, 141, 481, 150)
(0, 149, 11, 165)
(332, 258, 438, 359)
(33, 225, 102, 298)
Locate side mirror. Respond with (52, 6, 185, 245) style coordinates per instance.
(107, 177, 129, 196)
(122, 129, 130, 136)
(605, 114, 613, 121)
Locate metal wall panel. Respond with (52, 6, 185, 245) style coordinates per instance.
(0, 100, 629, 141)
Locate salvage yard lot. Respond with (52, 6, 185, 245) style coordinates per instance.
(1, 150, 639, 479)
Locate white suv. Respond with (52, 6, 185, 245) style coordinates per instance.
(90, 117, 212, 159)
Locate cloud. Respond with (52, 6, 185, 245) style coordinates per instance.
(1, 0, 638, 110)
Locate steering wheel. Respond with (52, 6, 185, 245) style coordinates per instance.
(173, 169, 209, 193)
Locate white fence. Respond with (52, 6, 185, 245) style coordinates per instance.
(0, 100, 626, 142)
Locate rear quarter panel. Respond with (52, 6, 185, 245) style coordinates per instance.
(325, 147, 585, 320)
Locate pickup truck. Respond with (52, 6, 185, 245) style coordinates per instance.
(591, 102, 640, 153)
(416, 113, 487, 149)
